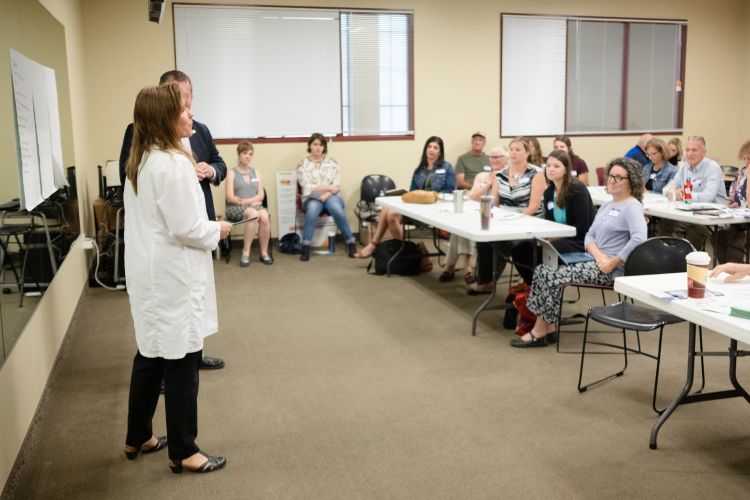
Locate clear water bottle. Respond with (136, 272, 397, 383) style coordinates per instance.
(328, 231, 336, 253)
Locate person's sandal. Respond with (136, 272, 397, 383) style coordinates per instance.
(438, 270, 455, 282)
(510, 332, 548, 348)
(124, 436, 167, 460)
(169, 452, 227, 474)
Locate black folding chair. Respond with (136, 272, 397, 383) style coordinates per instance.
(577, 237, 705, 414)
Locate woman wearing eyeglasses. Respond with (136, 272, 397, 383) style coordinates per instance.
(642, 138, 677, 193)
(511, 157, 647, 348)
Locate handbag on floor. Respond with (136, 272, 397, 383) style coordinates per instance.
(512, 289, 537, 335)
(368, 240, 422, 276)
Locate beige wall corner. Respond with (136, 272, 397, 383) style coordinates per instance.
(0, 0, 90, 489)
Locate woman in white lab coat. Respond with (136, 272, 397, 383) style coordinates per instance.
(122, 84, 231, 474)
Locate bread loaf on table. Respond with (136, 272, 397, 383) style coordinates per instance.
(401, 190, 439, 204)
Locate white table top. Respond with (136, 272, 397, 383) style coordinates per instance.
(614, 272, 750, 344)
(376, 196, 575, 243)
(588, 186, 750, 226)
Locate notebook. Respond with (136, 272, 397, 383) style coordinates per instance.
(537, 238, 594, 270)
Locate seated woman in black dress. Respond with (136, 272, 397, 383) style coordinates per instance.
(511, 149, 597, 285)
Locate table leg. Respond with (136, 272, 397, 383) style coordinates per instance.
(471, 241, 503, 336)
(728, 339, 750, 403)
(650, 322, 696, 449)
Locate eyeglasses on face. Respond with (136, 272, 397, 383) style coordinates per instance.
(489, 155, 506, 160)
(607, 174, 629, 183)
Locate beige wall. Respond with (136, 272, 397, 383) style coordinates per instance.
(82, 0, 748, 227)
(0, 0, 90, 488)
(1, 0, 749, 489)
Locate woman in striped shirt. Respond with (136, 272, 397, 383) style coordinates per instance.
(468, 137, 546, 295)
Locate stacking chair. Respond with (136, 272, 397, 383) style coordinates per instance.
(577, 237, 702, 413)
(221, 188, 272, 264)
(354, 174, 396, 245)
(0, 223, 39, 306)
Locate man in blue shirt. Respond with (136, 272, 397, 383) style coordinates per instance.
(624, 133, 652, 167)
(656, 136, 727, 249)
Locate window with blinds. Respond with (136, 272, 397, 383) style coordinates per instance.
(173, 5, 413, 140)
(501, 14, 686, 136)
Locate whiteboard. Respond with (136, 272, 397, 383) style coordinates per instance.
(9, 48, 67, 211)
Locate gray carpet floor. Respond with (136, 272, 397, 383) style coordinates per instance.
(4, 247, 750, 499)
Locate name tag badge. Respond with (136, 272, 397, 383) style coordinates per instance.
(608, 209, 620, 217)
(519, 176, 530, 184)
(436, 168, 446, 174)
(483, 165, 491, 171)
(547, 201, 554, 211)
(571, 170, 578, 176)
(650, 173, 657, 180)
(251, 178, 259, 183)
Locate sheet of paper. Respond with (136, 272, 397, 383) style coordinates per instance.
(9, 49, 67, 210)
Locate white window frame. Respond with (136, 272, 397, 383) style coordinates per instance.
(500, 14, 686, 137)
(173, 4, 414, 141)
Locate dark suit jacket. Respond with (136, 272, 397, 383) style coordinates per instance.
(118, 120, 227, 220)
(542, 180, 596, 253)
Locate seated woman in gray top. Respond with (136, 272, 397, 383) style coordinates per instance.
(511, 157, 648, 348)
(225, 141, 272, 267)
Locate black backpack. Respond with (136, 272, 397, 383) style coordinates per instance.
(367, 240, 422, 276)
(278, 233, 302, 254)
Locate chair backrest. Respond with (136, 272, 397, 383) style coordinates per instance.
(624, 237, 695, 277)
(595, 167, 606, 186)
(360, 175, 397, 204)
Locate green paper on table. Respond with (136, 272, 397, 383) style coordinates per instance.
(730, 306, 750, 320)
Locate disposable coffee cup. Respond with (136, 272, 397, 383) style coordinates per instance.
(685, 251, 711, 298)
(453, 189, 464, 213)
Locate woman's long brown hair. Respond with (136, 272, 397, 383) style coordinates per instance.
(125, 83, 193, 194)
(547, 149, 573, 208)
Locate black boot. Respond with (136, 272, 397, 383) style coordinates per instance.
(346, 242, 357, 258)
(300, 245, 310, 261)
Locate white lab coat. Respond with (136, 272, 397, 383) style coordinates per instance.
(124, 148, 220, 359)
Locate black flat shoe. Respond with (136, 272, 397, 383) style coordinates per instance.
(510, 333, 548, 348)
(467, 288, 492, 296)
(169, 453, 227, 474)
(260, 255, 274, 265)
(199, 356, 225, 370)
(300, 245, 310, 262)
(124, 436, 167, 460)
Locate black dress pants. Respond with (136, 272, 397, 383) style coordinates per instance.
(126, 349, 202, 462)
(475, 241, 514, 285)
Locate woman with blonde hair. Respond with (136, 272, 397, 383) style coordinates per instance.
(469, 137, 546, 294)
(123, 83, 231, 473)
(642, 137, 677, 192)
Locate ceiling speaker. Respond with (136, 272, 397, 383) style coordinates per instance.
(148, 0, 165, 24)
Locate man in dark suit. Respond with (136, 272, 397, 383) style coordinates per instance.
(119, 70, 227, 370)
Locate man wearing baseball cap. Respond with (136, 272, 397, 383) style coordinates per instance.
(454, 132, 490, 189)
